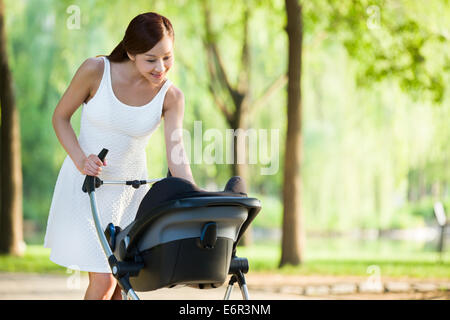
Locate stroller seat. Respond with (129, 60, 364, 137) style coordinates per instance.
(105, 176, 261, 292)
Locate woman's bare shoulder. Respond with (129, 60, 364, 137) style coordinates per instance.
(163, 84, 184, 116)
(166, 84, 184, 102)
(78, 56, 104, 81)
(77, 56, 105, 102)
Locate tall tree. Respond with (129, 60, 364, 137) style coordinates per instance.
(202, 1, 251, 244)
(0, 0, 24, 256)
(201, 0, 287, 245)
(280, 0, 304, 266)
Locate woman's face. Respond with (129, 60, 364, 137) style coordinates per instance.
(130, 34, 174, 84)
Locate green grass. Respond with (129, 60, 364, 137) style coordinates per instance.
(236, 239, 450, 279)
(0, 246, 66, 274)
(1, 240, 449, 280)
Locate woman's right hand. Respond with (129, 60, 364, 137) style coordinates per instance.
(78, 154, 107, 176)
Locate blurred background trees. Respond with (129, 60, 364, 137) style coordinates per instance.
(0, 0, 449, 265)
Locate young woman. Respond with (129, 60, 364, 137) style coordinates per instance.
(44, 12, 194, 300)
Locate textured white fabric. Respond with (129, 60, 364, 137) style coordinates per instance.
(44, 56, 172, 272)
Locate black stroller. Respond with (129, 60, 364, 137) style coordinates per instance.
(82, 149, 261, 300)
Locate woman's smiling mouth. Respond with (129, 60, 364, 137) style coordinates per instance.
(151, 73, 163, 79)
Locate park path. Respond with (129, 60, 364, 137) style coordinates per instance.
(0, 272, 448, 300)
(0, 272, 306, 300)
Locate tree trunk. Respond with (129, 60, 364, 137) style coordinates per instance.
(202, 1, 253, 245)
(280, 0, 303, 267)
(0, 0, 24, 256)
(231, 103, 252, 245)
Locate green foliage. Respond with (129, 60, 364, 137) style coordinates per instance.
(251, 193, 283, 229)
(318, 0, 450, 103)
(4, 0, 450, 243)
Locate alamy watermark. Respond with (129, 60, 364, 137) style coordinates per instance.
(66, 265, 81, 290)
(66, 5, 81, 30)
(360, 265, 383, 292)
(366, 5, 381, 30)
(170, 121, 280, 176)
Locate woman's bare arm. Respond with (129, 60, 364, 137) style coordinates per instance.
(52, 57, 105, 176)
(162, 86, 195, 185)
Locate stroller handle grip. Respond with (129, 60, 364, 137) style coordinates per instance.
(97, 148, 109, 162)
(82, 148, 109, 194)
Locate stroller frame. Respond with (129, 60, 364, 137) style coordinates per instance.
(82, 149, 257, 300)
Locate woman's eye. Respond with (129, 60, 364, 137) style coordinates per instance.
(147, 57, 171, 63)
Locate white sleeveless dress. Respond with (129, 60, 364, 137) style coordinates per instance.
(44, 56, 172, 273)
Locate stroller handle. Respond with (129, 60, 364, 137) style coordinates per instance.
(81, 148, 109, 194)
(97, 148, 109, 162)
(83, 148, 142, 299)
(81, 148, 164, 192)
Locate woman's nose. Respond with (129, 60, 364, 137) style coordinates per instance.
(154, 60, 164, 72)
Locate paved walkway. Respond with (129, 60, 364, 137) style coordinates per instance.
(0, 272, 448, 300)
(0, 272, 306, 300)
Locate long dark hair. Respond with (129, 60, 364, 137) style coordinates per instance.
(106, 12, 174, 62)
